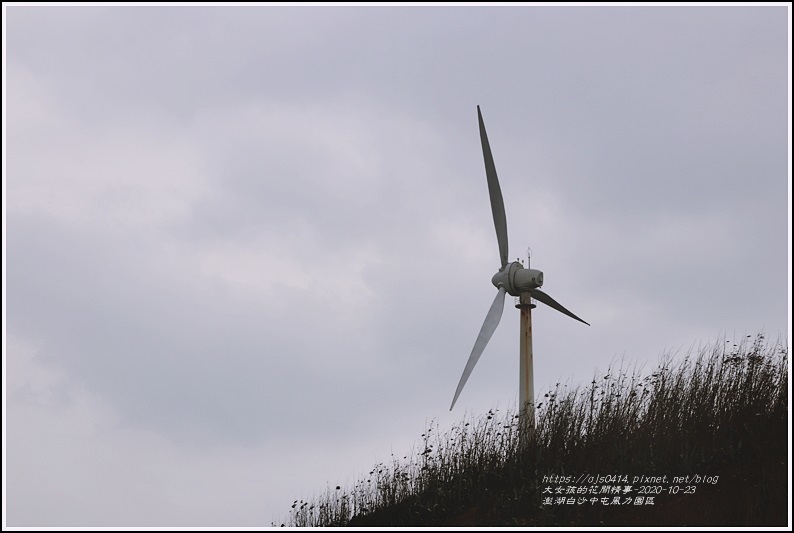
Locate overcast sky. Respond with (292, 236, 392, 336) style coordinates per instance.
(4, 4, 790, 527)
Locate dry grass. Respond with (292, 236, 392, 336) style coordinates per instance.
(278, 333, 788, 526)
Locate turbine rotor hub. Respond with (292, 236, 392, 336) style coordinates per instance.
(491, 261, 544, 296)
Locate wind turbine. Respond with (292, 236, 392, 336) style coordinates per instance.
(449, 106, 590, 431)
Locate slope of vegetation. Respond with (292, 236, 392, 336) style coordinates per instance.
(279, 334, 789, 527)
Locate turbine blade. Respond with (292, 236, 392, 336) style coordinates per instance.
(530, 288, 590, 326)
(450, 286, 507, 410)
(477, 105, 509, 268)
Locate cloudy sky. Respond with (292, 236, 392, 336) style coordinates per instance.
(4, 4, 790, 527)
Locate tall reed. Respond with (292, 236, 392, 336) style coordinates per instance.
(278, 334, 788, 527)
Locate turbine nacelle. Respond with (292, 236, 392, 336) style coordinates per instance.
(491, 261, 544, 296)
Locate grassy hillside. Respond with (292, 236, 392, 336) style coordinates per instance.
(279, 334, 789, 527)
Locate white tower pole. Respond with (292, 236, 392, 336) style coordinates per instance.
(517, 291, 535, 444)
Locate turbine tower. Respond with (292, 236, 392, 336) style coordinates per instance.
(449, 106, 590, 435)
